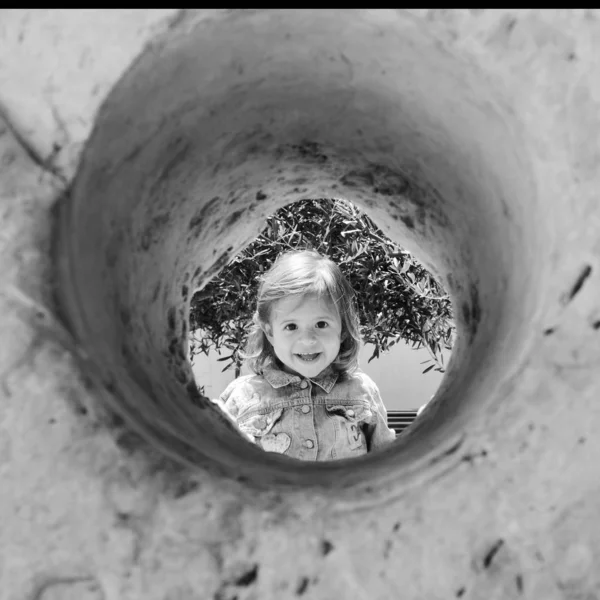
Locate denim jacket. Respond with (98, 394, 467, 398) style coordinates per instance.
(216, 364, 396, 461)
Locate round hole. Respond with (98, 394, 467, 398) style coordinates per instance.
(54, 9, 545, 502)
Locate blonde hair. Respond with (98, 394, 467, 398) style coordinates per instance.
(242, 249, 362, 376)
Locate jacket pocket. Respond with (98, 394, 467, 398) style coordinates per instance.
(239, 407, 292, 455)
(326, 403, 373, 451)
(238, 407, 284, 438)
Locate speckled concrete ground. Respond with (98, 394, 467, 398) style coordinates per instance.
(1, 9, 599, 600)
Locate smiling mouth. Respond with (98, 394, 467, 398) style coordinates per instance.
(296, 352, 321, 362)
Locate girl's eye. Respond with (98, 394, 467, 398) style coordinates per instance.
(316, 321, 329, 329)
(284, 323, 297, 331)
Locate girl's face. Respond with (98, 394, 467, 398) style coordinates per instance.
(264, 293, 342, 379)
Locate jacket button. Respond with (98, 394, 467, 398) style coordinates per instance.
(301, 405, 311, 414)
(304, 439, 314, 449)
(300, 380, 308, 389)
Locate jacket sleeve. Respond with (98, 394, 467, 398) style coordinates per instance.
(360, 374, 396, 452)
(210, 378, 255, 443)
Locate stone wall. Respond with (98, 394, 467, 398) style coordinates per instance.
(1, 9, 599, 599)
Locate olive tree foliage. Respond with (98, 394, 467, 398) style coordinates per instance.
(189, 198, 455, 377)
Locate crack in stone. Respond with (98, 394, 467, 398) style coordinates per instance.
(31, 575, 104, 600)
(563, 264, 593, 305)
(0, 101, 68, 185)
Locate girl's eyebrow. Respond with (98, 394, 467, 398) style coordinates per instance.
(291, 315, 334, 321)
(279, 315, 333, 324)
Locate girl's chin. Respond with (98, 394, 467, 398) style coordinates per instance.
(293, 359, 330, 377)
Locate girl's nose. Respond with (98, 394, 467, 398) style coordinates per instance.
(300, 330, 318, 345)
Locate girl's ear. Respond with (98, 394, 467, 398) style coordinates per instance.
(261, 322, 274, 343)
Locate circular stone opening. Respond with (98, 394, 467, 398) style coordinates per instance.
(187, 196, 454, 423)
(55, 9, 545, 499)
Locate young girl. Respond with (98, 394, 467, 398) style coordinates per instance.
(214, 249, 396, 461)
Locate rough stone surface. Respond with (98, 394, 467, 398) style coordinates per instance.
(1, 9, 600, 600)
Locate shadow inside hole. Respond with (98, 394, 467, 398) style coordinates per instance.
(188, 198, 455, 460)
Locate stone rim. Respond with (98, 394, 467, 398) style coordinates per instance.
(54, 9, 546, 503)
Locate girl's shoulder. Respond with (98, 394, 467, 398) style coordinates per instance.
(340, 370, 387, 414)
(220, 373, 265, 399)
(342, 369, 379, 392)
(218, 373, 271, 418)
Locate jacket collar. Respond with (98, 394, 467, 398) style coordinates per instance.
(263, 363, 339, 393)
